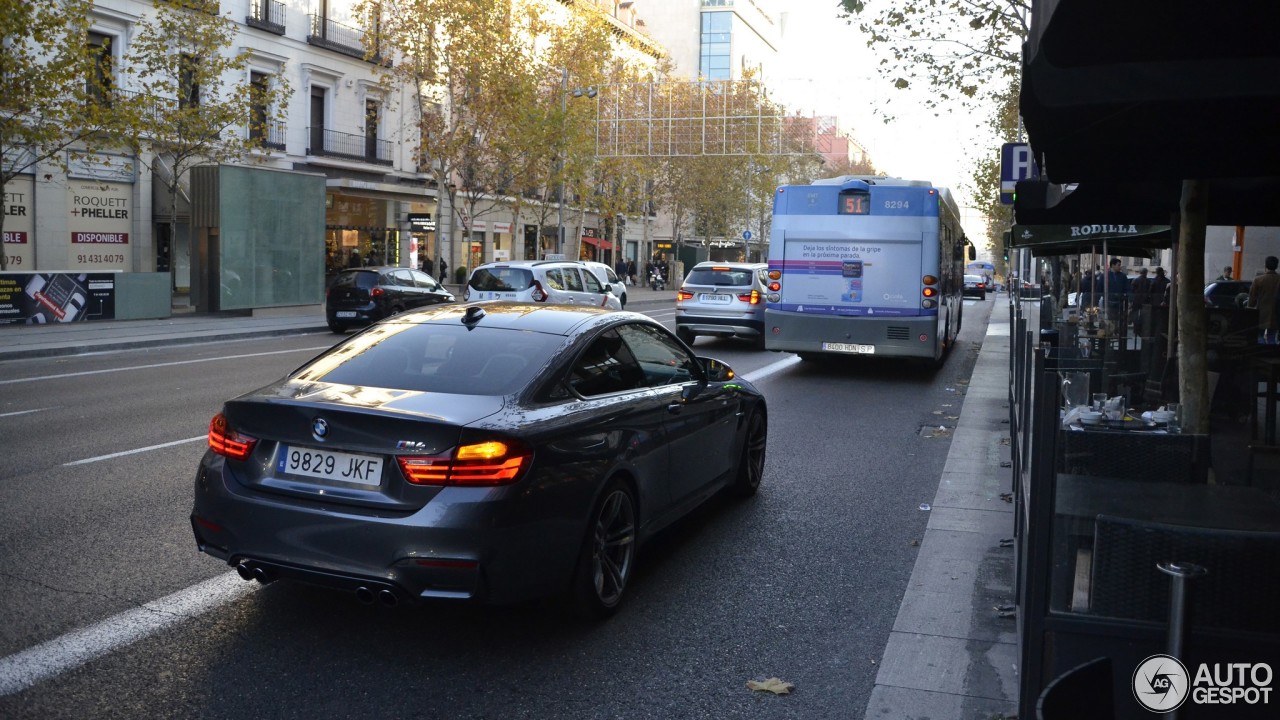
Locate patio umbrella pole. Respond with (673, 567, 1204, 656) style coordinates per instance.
(1158, 560, 1208, 718)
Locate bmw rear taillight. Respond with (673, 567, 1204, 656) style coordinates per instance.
(677, 290, 694, 302)
(208, 412, 257, 461)
(398, 439, 532, 486)
(737, 289, 761, 305)
(371, 287, 385, 298)
(530, 280, 549, 302)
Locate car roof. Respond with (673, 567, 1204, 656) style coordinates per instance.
(387, 302, 646, 335)
(691, 261, 765, 269)
(474, 260, 583, 269)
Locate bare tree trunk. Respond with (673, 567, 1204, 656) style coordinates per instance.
(1176, 179, 1209, 433)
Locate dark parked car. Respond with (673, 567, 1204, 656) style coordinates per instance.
(1204, 280, 1251, 308)
(962, 274, 987, 300)
(326, 266, 454, 333)
(192, 303, 767, 617)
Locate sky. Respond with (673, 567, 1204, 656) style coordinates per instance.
(771, 3, 1000, 245)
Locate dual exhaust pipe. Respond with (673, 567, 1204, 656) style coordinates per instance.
(235, 562, 399, 607)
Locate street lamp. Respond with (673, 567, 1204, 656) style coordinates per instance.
(556, 68, 596, 257)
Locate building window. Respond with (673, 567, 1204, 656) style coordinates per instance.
(87, 31, 114, 106)
(365, 99, 380, 160)
(249, 71, 284, 149)
(699, 12, 732, 81)
(179, 54, 200, 108)
(309, 86, 327, 154)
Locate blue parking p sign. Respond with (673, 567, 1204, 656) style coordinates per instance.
(1000, 143, 1039, 205)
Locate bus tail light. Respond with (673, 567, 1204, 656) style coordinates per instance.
(737, 290, 761, 305)
(677, 290, 694, 302)
(922, 299, 937, 309)
(768, 281, 780, 292)
(922, 287, 937, 298)
(922, 275, 938, 285)
(767, 270, 781, 280)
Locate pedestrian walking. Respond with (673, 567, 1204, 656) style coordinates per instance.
(1130, 267, 1151, 335)
(626, 259, 636, 286)
(438, 256, 448, 282)
(1247, 255, 1280, 344)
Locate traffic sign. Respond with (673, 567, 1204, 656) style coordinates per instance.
(1000, 143, 1040, 205)
(742, 230, 752, 241)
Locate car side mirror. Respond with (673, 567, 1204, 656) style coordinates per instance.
(699, 357, 735, 382)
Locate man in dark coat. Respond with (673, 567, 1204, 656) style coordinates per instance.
(1129, 267, 1152, 335)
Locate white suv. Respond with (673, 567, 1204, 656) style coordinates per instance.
(581, 260, 628, 308)
(464, 260, 622, 310)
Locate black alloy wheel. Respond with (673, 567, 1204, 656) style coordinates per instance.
(327, 321, 346, 334)
(573, 479, 636, 618)
(732, 411, 767, 497)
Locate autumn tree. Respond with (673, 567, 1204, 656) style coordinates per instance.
(122, 0, 289, 289)
(0, 0, 132, 271)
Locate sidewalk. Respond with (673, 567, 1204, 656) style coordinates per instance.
(0, 282, 677, 361)
(863, 295, 1019, 718)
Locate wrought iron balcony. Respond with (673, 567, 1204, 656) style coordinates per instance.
(250, 120, 286, 151)
(247, 0, 285, 35)
(307, 127, 393, 166)
(307, 13, 381, 63)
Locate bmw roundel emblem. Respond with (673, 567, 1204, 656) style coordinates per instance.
(312, 417, 329, 439)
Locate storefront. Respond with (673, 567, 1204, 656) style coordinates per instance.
(325, 191, 400, 275)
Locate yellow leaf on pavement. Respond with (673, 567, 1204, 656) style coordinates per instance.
(747, 677, 794, 695)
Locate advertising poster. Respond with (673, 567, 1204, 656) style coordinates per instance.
(0, 272, 116, 324)
(779, 238, 924, 316)
(3, 174, 35, 269)
(67, 180, 132, 271)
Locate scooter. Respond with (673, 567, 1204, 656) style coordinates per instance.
(649, 269, 666, 291)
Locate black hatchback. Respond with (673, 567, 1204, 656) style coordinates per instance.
(326, 267, 454, 332)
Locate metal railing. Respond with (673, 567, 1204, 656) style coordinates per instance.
(250, 120, 286, 151)
(247, 0, 285, 35)
(307, 127, 393, 165)
(307, 13, 380, 62)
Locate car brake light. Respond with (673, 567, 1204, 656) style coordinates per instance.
(530, 280, 548, 302)
(371, 287, 384, 298)
(398, 439, 532, 486)
(208, 412, 257, 461)
(737, 290, 761, 304)
(677, 290, 694, 302)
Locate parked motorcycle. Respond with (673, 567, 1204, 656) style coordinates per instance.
(649, 269, 666, 291)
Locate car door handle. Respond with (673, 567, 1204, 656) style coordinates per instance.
(666, 403, 683, 414)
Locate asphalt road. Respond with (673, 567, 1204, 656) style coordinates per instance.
(0, 298, 993, 719)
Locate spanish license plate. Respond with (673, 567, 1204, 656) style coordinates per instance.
(822, 342, 875, 354)
(276, 445, 384, 485)
(700, 293, 732, 304)
(335, 311, 357, 318)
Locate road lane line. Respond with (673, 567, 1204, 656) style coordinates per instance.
(742, 356, 800, 384)
(0, 572, 255, 697)
(0, 407, 56, 418)
(0, 346, 333, 386)
(64, 436, 206, 466)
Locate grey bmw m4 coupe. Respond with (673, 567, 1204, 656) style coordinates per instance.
(192, 303, 767, 617)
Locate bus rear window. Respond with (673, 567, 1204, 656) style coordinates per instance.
(838, 192, 870, 215)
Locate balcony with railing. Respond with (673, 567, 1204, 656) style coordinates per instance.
(307, 127, 393, 166)
(247, 0, 285, 35)
(250, 120, 286, 151)
(307, 14, 380, 63)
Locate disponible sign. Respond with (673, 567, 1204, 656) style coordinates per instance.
(3, 174, 35, 269)
(67, 180, 131, 271)
(0, 272, 116, 324)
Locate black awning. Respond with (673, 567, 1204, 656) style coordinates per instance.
(1010, 223, 1171, 256)
(1014, 178, 1280, 227)
(1020, 1, 1280, 184)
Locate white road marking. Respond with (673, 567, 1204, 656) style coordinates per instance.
(741, 356, 801, 384)
(0, 346, 332, 386)
(63, 435, 206, 466)
(0, 572, 255, 697)
(2, 346, 802, 697)
(0, 407, 56, 419)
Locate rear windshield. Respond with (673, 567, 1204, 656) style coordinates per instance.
(965, 275, 983, 283)
(331, 270, 379, 290)
(469, 267, 534, 292)
(685, 268, 757, 287)
(295, 322, 562, 396)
